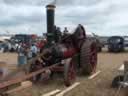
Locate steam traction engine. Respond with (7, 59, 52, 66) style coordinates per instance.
(30, 4, 98, 86)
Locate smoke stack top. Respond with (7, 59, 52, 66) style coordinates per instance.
(46, 4, 56, 9)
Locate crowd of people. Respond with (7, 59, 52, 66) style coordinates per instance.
(17, 41, 46, 66)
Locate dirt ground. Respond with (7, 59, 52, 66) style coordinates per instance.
(0, 49, 128, 96)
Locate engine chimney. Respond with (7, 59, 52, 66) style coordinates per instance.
(46, 4, 56, 44)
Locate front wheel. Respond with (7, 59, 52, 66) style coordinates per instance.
(64, 58, 76, 86)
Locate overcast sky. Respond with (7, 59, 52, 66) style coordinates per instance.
(0, 0, 128, 36)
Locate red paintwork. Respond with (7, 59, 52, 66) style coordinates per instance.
(36, 40, 45, 49)
(62, 47, 77, 58)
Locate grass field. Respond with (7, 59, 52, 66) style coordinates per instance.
(0, 49, 128, 96)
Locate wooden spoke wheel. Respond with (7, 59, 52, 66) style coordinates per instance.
(64, 59, 76, 86)
(80, 39, 97, 75)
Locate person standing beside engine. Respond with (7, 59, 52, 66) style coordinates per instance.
(30, 44, 38, 57)
(17, 43, 27, 67)
(63, 27, 69, 36)
(54, 27, 62, 43)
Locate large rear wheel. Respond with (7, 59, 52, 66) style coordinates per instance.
(80, 39, 97, 75)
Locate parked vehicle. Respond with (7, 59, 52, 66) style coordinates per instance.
(0, 42, 9, 52)
(107, 36, 124, 52)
